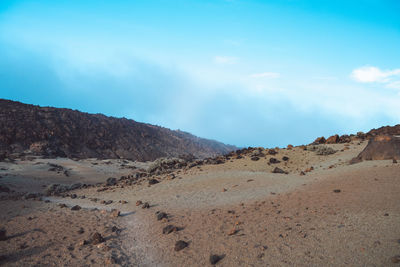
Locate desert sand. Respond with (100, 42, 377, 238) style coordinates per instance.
(1, 141, 400, 266)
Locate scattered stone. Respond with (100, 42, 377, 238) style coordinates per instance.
(299, 171, 306, 176)
(148, 179, 159, 185)
(304, 167, 314, 172)
(268, 149, 277, 155)
(163, 225, 178, 234)
(228, 228, 238, 236)
(142, 202, 150, 209)
(221, 188, 227, 192)
(333, 189, 341, 193)
(71, 205, 82, 211)
(282, 156, 289, 161)
(120, 200, 128, 204)
(77, 228, 85, 234)
(70, 194, 77, 199)
(106, 177, 117, 186)
(78, 240, 88, 246)
(393, 159, 398, 164)
(90, 232, 104, 245)
(58, 203, 67, 208)
(174, 240, 188, 251)
(111, 209, 120, 217)
(391, 255, 400, 263)
(0, 229, 6, 241)
(272, 167, 287, 174)
(97, 243, 111, 251)
(156, 212, 168, 221)
(210, 254, 223, 265)
(136, 200, 143, 206)
(251, 156, 260, 161)
(269, 158, 280, 164)
(287, 144, 293, 150)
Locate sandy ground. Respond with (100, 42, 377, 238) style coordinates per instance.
(1, 141, 400, 266)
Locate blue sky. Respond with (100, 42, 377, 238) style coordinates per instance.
(1, 0, 400, 147)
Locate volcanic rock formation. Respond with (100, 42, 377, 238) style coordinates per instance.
(0, 99, 236, 161)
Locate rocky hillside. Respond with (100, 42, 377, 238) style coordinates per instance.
(0, 99, 236, 161)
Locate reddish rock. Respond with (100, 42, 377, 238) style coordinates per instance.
(326, 134, 339, 144)
(314, 137, 326, 144)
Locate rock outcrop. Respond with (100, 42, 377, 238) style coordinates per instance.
(351, 135, 400, 163)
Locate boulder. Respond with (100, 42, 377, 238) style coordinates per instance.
(272, 167, 287, 174)
(351, 135, 400, 163)
(269, 158, 280, 164)
(326, 134, 339, 144)
(106, 177, 117, 186)
(174, 240, 188, 251)
(90, 232, 104, 245)
(314, 137, 326, 144)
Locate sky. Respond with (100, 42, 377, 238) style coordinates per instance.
(1, 0, 400, 148)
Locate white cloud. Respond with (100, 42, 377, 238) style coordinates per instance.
(214, 56, 238, 64)
(351, 66, 400, 83)
(250, 72, 280, 79)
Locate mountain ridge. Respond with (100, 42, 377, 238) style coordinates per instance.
(0, 99, 237, 161)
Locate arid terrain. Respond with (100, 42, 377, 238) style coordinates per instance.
(1, 137, 399, 266)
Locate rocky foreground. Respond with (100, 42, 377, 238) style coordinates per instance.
(1, 136, 400, 266)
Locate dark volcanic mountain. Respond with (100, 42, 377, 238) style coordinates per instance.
(0, 99, 236, 161)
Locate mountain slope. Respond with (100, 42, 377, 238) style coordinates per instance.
(0, 99, 236, 161)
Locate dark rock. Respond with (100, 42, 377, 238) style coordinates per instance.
(90, 232, 104, 245)
(148, 179, 159, 185)
(70, 194, 77, 199)
(174, 240, 188, 251)
(106, 177, 117, 186)
(156, 212, 168, 221)
(71, 205, 81, 211)
(163, 225, 178, 234)
(269, 158, 280, 164)
(251, 156, 260, 161)
(333, 189, 341, 193)
(393, 159, 398, 163)
(0, 229, 6, 241)
(136, 200, 143, 206)
(210, 254, 224, 265)
(142, 202, 150, 209)
(268, 149, 277, 155)
(272, 167, 287, 174)
(282, 156, 289, 161)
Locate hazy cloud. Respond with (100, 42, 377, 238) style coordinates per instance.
(351, 66, 400, 85)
